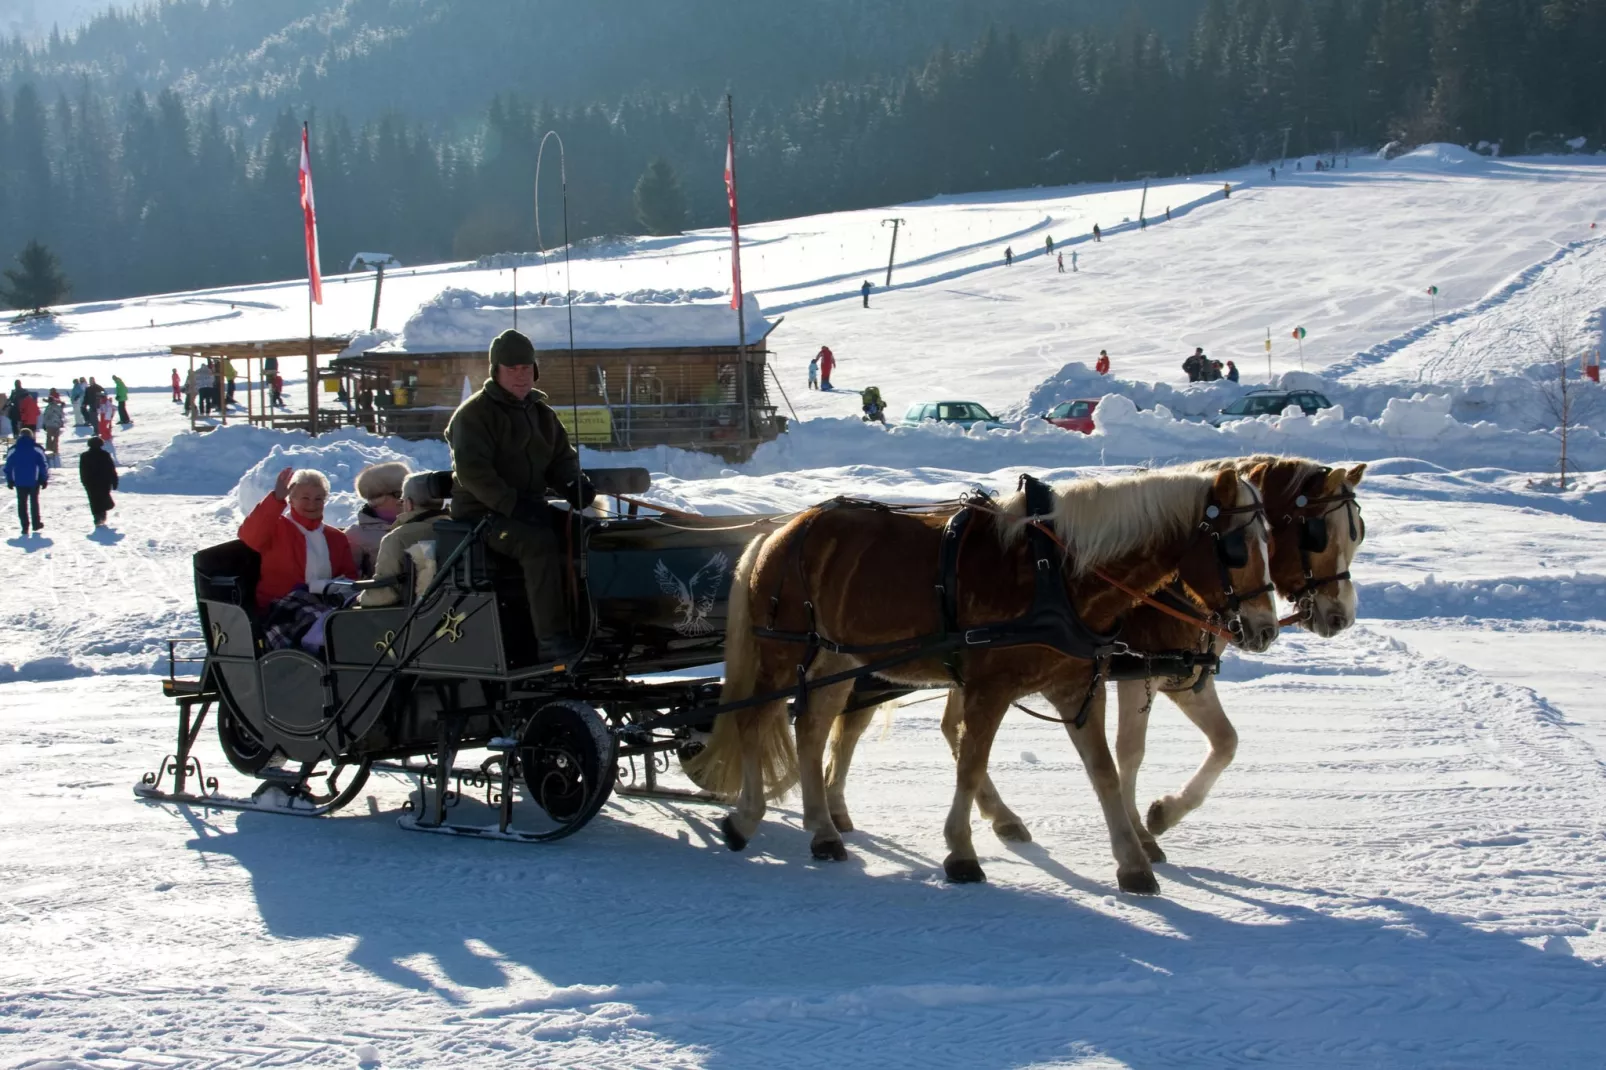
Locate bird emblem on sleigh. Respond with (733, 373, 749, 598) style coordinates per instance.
(654, 552, 729, 636)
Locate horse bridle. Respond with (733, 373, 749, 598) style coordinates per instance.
(1198, 482, 1274, 640)
(1281, 471, 1364, 620)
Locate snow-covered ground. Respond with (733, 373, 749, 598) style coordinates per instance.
(1, 146, 1603, 1068)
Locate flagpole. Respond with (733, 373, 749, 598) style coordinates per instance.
(301, 120, 322, 436)
(727, 94, 751, 442)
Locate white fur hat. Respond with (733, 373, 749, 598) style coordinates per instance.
(353, 461, 410, 501)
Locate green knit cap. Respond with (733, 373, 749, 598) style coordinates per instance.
(489, 328, 537, 377)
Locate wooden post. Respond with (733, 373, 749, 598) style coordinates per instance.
(218, 351, 228, 428)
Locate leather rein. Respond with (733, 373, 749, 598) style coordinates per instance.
(1010, 488, 1272, 645)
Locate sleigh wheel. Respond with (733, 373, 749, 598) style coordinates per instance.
(296, 758, 373, 813)
(218, 703, 273, 776)
(519, 701, 615, 825)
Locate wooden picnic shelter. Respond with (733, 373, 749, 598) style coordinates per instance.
(170, 336, 353, 433)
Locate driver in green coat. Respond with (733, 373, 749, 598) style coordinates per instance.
(445, 329, 594, 660)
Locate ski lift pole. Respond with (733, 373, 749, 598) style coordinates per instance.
(882, 218, 906, 286)
(1265, 328, 1272, 381)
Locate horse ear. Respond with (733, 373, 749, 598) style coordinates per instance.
(1245, 462, 1270, 489)
(1322, 467, 1348, 493)
(1211, 469, 1239, 502)
(1344, 463, 1367, 486)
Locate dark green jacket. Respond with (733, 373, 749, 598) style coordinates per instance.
(445, 379, 579, 519)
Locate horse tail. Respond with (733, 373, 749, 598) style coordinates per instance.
(683, 532, 799, 801)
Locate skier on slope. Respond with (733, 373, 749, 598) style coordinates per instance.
(1092, 224, 1101, 243)
(807, 353, 819, 390)
(1095, 350, 1111, 376)
(1045, 234, 1054, 254)
(1057, 252, 1065, 274)
(817, 346, 836, 390)
(1004, 246, 1014, 267)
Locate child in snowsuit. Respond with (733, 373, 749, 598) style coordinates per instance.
(807, 356, 819, 390)
(42, 391, 65, 462)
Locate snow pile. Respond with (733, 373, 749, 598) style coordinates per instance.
(1395, 143, 1488, 168)
(121, 424, 317, 496)
(377, 288, 767, 353)
(1358, 572, 1606, 622)
(232, 432, 450, 527)
(1016, 361, 1605, 433)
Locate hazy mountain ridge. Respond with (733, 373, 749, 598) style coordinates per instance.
(0, 0, 1205, 126)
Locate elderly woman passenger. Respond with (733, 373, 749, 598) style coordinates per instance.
(359, 472, 450, 608)
(239, 466, 358, 649)
(345, 460, 410, 578)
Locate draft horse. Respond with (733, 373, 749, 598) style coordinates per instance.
(824, 457, 1367, 867)
(690, 466, 1279, 895)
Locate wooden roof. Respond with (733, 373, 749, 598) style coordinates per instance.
(169, 336, 353, 360)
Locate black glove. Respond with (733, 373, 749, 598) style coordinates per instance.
(563, 476, 597, 509)
(510, 493, 549, 526)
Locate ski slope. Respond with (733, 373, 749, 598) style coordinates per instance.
(1, 144, 1602, 423)
(1, 146, 1604, 1068)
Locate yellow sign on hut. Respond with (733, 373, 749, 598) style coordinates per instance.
(554, 405, 615, 445)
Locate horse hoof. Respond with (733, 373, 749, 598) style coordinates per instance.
(1142, 839, 1167, 864)
(993, 820, 1033, 843)
(1145, 800, 1173, 836)
(830, 813, 855, 833)
(720, 815, 748, 852)
(944, 856, 987, 883)
(811, 839, 849, 862)
(1118, 868, 1161, 896)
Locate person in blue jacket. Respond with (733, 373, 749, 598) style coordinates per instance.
(4, 427, 50, 535)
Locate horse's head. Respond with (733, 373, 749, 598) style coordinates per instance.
(1268, 464, 1367, 637)
(1174, 466, 1279, 653)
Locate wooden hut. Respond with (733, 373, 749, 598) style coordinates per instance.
(331, 291, 787, 457)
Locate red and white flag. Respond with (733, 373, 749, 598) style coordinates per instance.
(299, 122, 323, 306)
(724, 131, 742, 312)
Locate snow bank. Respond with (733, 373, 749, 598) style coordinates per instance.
(374, 288, 769, 353)
(232, 431, 451, 528)
(1394, 143, 1488, 169)
(1015, 361, 1605, 434)
(1357, 573, 1606, 623)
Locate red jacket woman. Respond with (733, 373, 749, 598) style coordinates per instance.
(239, 467, 357, 612)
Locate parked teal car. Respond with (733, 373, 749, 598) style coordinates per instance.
(899, 400, 1006, 431)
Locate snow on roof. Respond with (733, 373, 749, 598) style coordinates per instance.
(368, 287, 773, 355)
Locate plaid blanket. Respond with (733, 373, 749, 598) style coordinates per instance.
(262, 588, 352, 652)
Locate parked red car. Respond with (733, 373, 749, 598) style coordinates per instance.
(1043, 398, 1100, 434)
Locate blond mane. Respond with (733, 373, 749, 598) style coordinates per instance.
(995, 469, 1220, 577)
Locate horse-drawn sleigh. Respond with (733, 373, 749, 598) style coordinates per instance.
(136, 457, 1364, 893)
